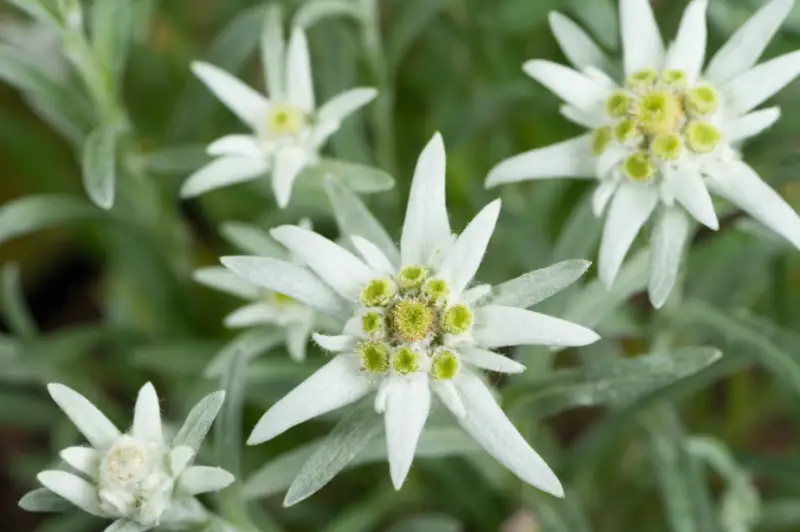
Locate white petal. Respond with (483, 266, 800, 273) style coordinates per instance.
(454, 372, 563, 497)
(286, 28, 314, 113)
(37, 471, 104, 516)
(400, 132, 452, 265)
(548, 12, 609, 71)
(178, 466, 235, 495)
(374, 379, 392, 414)
(317, 87, 378, 124)
(384, 374, 431, 490)
(180, 156, 267, 198)
(705, 0, 794, 85)
(438, 199, 501, 297)
(620, 0, 664, 75)
(193, 266, 261, 300)
(272, 147, 309, 208)
(596, 145, 627, 179)
(649, 207, 690, 308)
(473, 305, 600, 348)
(309, 121, 341, 149)
(665, 0, 707, 83)
(191, 62, 269, 127)
(247, 355, 371, 444)
(724, 107, 781, 143)
(706, 161, 800, 248)
(132, 383, 162, 444)
(598, 183, 658, 288)
(351, 236, 395, 275)
(663, 167, 718, 229)
(103, 520, 149, 532)
(462, 284, 492, 305)
(460, 347, 526, 374)
(270, 225, 374, 300)
(48, 384, 120, 449)
(286, 321, 312, 362)
(169, 446, 195, 476)
(60, 447, 99, 476)
(522, 60, 610, 111)
(485, 134, 595, 187)
(592, 179, 618, 216)
(207, 134, 263, 157)
(434, 381, 465, 419)
(721, 50, 800, 116)
(220, 256, 350, 318)
(561, 105, 605, 129)
(312, 333, 355, 352)
(224, 303, 280, 328)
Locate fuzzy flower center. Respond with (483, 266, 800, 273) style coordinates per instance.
(594, 69, 723, 183)
(265, 103, 306, 136)
(102, 440, 148, 487)
(355, 265, 473, 380)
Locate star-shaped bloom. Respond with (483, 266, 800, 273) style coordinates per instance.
(181, 25, 377, 208)
(30, 383, 233, 531)
(193, 219, 320, 363)
(486, 0, 800, 307)
(222, 133, 600, 496)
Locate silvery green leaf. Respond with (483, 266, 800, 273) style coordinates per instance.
(0, 263, 36, 338)
(173, 390, 226, 453)
(168, 5, 264, 140)
(130, 340, 221, 376)
(509, 347, 722, 416)
(90, 0, 131, 89)
(677, 302, 800, 393)
(563, 248, 649, 329)
(8, 0, 61, 27)
(305, 159, 394, 193)
(553, 191, 602, 262)
(18, 488, 73, 513)
(244, 426, 480, 500)
(82, 126, 122, 210)
(0, 195, 105, 246)
(283, 398, 383, 507)
(323, 176, 399, 264)
(294, 0, 363, 28)
(759, 499, 800, 529)
(220, 222, 288, 258)
(143, 145, 210, 174)
(492, 260, 590, 309)
(204, 328, 283, 378)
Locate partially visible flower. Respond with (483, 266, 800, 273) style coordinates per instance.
(194, 219, 322, 363)
(181, 24, 377, 208)
(223, 133, 600, 496)
(486, 0, 800, 307)
(31, 383, 233, 531)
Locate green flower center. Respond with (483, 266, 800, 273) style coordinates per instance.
(652, 133, 683, 161)
(592, 127, 612, 155)
(359, 342, 389, 375)
(686, 84, 719, 117)
(431, 350, 459, 380)
(391, 298, 435, 342)
(622, 152, 655, 182)
(397, 265, 428, 291)
(626, 68, 659, 88)
(685, 121, 721, 153)
(392, 347, 421, 375)
(361, 311, 384, 336)
(422, 278, 450, 305)
(359, 278, 396, 307)
(635, 90, 682, 135)
(271, 292, 295, 306)
(266, 104, 305, 136)
(442, 304, 473, 336)
(606, 91, 631, 118)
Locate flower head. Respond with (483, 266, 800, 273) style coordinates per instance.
(29, 383, 233, 530)
(222, 133, 600, 496)
(486, 0, 800, 307)
(193, 219, 320, 366)
(180, 21, 377, 208)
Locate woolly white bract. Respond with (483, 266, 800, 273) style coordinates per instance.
(32, 383, 233, 531)
(181, 23, 377, 207)
(222, 133, 600, 497)
(486, 0, 800, 307)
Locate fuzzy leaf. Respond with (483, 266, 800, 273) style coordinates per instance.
(493, 260, 590, 308)
(82, 126, 121, 210)
(304, 159, 394, 194)
(0, 195, 106, 246)
(294, 0, 363, 28)
(18, 488, 73, 513)
(173, 390, 226, 453)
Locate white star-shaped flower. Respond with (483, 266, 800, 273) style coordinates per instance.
(31, 383, 233, 531)
(181, 25, 377, 208)
(222, 133, 600, 496)
(486, 0, 800, 307)
(194, 219, 321, 363)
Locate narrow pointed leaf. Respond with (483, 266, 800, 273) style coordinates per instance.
(0, 195, 106, 246)
(493, 260, 590, 308)
(173, 391, 226, 453)
(82, 126, 121, 210)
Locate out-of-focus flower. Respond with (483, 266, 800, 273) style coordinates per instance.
(486, 0, 800, 307)
(223, 133, 599, 496)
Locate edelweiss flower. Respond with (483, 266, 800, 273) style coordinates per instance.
(181, 25, 377, 207)
(194, 219, 319, 363)
(32, 383, 233, 531)
(222, 133, 600, 496)
(486, 0, 800, 307)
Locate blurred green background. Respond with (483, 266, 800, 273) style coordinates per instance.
(1, 0, 800, 530)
